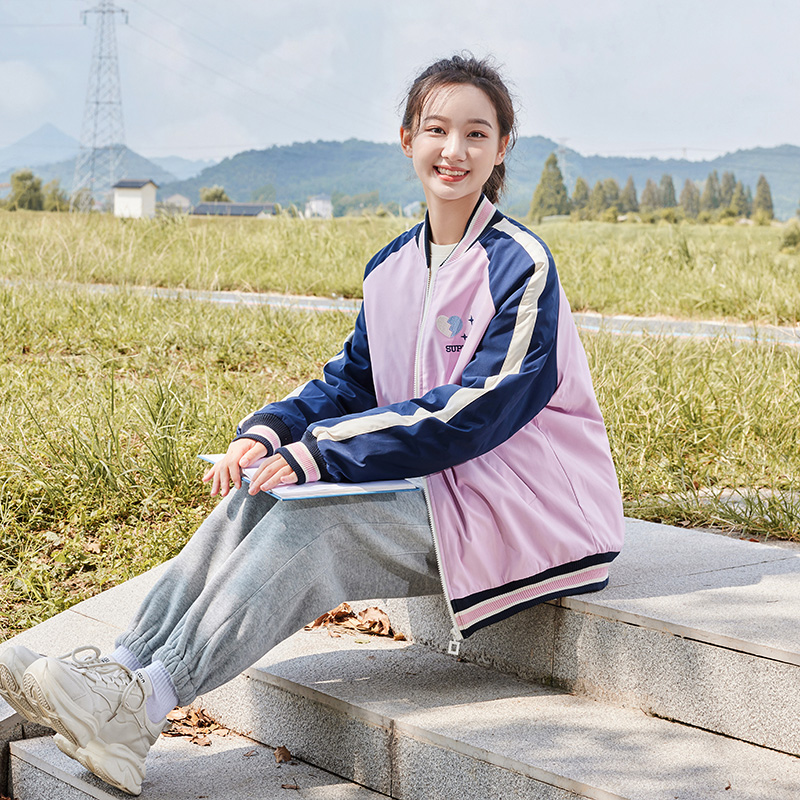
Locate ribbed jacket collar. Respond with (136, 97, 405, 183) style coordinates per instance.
(417, 194, 498, 267)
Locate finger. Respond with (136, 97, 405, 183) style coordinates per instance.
(261, 465, 297, 493)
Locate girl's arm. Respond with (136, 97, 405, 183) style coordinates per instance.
(276, 252, 562, 484)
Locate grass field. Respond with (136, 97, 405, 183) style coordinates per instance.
(2, 212, 799, 324)
(1, 213, 799, 636)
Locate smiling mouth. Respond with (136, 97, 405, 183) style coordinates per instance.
(435, 166, 469, 177)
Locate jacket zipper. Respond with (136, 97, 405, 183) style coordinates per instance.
(414, 257, 463, 655)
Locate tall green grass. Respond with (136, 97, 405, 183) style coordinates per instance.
(2, 212, 799, 323)
(1, 284, 798, 636)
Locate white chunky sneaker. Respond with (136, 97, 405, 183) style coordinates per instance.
(0, 645, 44, 723)
(73, 670, 165, 796)
(22, 646, 134, 750)
(0, 646, 80, 758)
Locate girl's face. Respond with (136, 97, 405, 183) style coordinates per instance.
(401, 83, 508, 213)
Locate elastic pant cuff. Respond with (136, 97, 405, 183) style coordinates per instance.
(150, 644, 199, 707)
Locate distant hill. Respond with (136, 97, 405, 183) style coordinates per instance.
(148, 155, 218, 182)
(0, 124, 79, 172)
(3, 125, 798, 219)
(0, 146, 177, 193)
(161, 137, 800, 220)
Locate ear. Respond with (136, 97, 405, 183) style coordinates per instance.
(400, 127, 414, 159)
(495, 134, 510, 166)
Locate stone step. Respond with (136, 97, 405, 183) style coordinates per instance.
(375, 518, 800, 756)
(193, 628, 800, 800)
(10, 730, 385, 799)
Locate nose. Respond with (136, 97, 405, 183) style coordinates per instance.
(441, 133, 466, 162)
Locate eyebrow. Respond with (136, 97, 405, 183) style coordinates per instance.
(422, 114, 494, 128)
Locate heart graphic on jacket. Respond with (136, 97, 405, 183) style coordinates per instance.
(436, 315, 463, 338)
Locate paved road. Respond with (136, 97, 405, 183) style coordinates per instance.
(5, 279, 800, 346)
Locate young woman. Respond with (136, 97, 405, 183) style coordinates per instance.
(0, 54, 624, 795)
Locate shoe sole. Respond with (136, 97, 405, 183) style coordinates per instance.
(0, 662, 42, 723)
(75, 738, 144, 796)
(22, 671, 88, 750)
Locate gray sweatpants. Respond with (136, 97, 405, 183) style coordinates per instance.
(116, 487, 440, 705)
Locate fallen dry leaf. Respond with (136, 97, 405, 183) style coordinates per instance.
(304, 603, 405, 640)
(161, 706, 229, 745)
(275, 745, 292, 763)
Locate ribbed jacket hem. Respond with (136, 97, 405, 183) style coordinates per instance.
(452, 551, 619, 638)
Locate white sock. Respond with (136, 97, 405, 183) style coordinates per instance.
(106, 646, 143, 672)
(143, 660, 179, 723)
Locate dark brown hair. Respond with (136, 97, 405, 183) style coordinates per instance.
(401, 54, 517, 204)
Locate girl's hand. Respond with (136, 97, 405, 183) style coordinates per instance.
(247, 453, 298, 495)
(202, 438, 268, 497)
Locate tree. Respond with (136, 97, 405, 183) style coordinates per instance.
(753, 175, 774, 219)
(602, 178, 620, 209)
(639, 178, 661, 211)
(619, 176, 638, 213)
(6, 169, 44, 211)
(200, 185, 231, 202)
(528, 153, 570, 220)
(587, 180, 607, 218)
(659, 174, 677, 208)
(729, 181, 748, 217)
(679, 179, 700, 218)
(719, 171, 736, 208)
(571, 177, 589, 214)
(701, 171, 720, 211)
(43, 180, 69, 212)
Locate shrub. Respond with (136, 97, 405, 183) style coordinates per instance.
(780, 223, 800, 253)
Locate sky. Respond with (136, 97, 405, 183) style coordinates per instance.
(1, 0, 798, 163)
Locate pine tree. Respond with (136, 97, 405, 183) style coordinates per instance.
(753, 175, 774, 219)
(640, 178, 661, 210)
(619, 176, 638, 213)
(602, 178, 620, 209)
(659, 174, 677, 208)
(729, 181, 748, 217)
(571, 176, 589, 212)
(719, 171, 736, 208)
(679, 179, 700, 218)
(587, 181, 607, 218)
(701, 171, 720, 211)
(528, 153, 570, 221)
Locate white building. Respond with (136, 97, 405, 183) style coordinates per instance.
(112, 179, 158, 219)
(305, 194, 333, 219)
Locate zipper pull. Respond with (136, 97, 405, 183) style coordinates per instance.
(447, 629, 461, 657)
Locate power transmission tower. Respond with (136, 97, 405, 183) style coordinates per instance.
(71, 0, 128, 212)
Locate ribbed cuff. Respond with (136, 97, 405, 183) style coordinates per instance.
(276, 441, 323, 485)
(236, 414, 292, 450)
(234, 424, 282, 455)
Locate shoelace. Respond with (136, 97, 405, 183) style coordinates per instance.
(120, 672, 149, 714)
(64, 646, 134, 692)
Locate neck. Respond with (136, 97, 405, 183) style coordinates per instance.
(426, 191, 483, 244)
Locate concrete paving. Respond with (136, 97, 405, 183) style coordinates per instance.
(11, 730, 384, 799)
(195, 631, 800, 800)
(2, 517, 799, 797)
(5, 278, 799, 345)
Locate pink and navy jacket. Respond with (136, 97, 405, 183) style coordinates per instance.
(237, 195, 625, 640)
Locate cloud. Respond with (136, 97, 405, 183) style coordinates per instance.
(0, 61, 53, 117)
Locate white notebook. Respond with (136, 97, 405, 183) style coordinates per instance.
(198, 454, 420, 501)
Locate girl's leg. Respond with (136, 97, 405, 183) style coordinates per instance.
(114, 488, 278, 667)
(141, 487, 438, 706)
